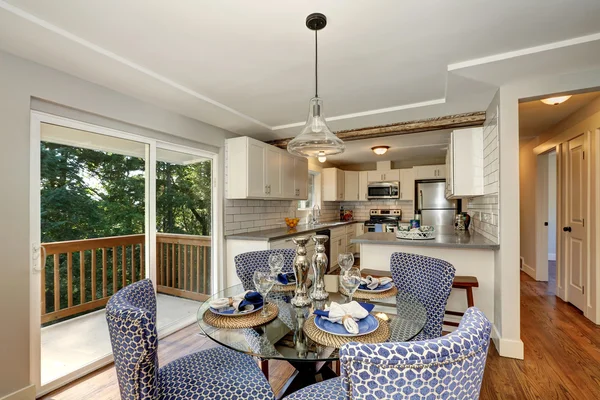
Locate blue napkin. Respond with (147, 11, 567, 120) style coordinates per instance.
(314, 302, 374, 318)
(277, 272, 296, 285)
(238, 291, 263, 311)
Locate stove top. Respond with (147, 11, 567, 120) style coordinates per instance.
(366, 209, 402, 224)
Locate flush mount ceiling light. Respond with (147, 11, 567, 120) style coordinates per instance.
(371, 146, 390, 155)
(287, 13, 345, 159)
(317, 151, 327, 163)
(541, 95, 572, 105)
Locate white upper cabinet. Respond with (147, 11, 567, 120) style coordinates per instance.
(413, 164, 446, 180)
(226, 136, 308, 199)
(399, 168, 414, 201)
(323, 168, 345, 201)
(358, 171, 369, 201)
(344, 171, 359, 201)
(367, 169, 400, 182)
(446, 127, 484, 198)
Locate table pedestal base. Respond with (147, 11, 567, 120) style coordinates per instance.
(276, 361, 338, 399)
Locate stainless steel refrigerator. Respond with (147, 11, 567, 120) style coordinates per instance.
(417, 181, 458, 227)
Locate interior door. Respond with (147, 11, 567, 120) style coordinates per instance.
(564, 134, 587, 311)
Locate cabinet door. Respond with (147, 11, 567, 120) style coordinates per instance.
(344, 171, 359, 201)
(294, 157, 309, 199)
(269, 237, 296, 250)
(384, 169, 400, 181)
(337, 169, 345, 200)
(281, 154, 296, 198)
(322, 168, 338, 201)
(247, 140, 266, 197)
(399, 168, 414, 201)
(265, 147, 282, 197)
(414, 165, 436, 180)
(330, 236, 339, 269)
(358, 171, 369, 201)
(435, 165, 447, 179)
(367, 171, 383, 182)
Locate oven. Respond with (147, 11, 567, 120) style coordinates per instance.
(367, 181, 400, 199)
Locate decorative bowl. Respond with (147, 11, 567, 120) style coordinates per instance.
(285, 217, 300, 228)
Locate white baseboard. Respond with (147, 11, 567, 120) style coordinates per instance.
(548, 253, 556, 261)
(522, 262, 536, 279)
(0, 384, 35, 400)
(491, 324, 524, 360)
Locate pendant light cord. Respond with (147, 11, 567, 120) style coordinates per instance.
(315, 29, 318, 98)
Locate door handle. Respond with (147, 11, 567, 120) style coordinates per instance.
(563, 227, 572, 232)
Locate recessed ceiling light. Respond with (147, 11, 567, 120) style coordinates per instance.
(541, 95, 571, 106)
(371, 146, 390, 155)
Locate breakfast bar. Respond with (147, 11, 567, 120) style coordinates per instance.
(351, 231, 499, 327)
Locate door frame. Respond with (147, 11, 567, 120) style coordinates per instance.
(534, 149, 554, 283)
(30, 111, 221, 395)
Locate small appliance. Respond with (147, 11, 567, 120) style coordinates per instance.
(367, 181, 400, 199)
(365, 209, 402, 233)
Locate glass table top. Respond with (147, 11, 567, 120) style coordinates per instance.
(196, 277, 427, 363)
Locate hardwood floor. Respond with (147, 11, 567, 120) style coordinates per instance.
(41, 271, 600, 400)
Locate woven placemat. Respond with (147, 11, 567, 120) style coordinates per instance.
(340, 285, 398, 299)
(303, 314, 390, 348)
(203, 303, 279, 329)
(272, 278, 312, 293)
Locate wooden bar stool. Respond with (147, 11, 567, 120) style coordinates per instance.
(444, 276, 479, 327)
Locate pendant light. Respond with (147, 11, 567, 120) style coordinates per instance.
(287, 13, 345, 158)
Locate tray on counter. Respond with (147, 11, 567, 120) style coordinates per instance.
(395, 230, 435, 240)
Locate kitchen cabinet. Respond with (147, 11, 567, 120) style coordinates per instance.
(413, 164, 446, 180)
(330, 226, 347, 270)
(344, 171, 359, 201)
(446, 127, 484, 198)
(399, 168, 414, 201)
(367, 169, 399, 182)
(226, 136, 308, 199)
(323, 168, 345, 201)
(358, 171, 369, 201)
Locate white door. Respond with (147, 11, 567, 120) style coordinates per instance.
(294, 157, 308, 199)
(281, 154, 295, 198)
(344, 171, 359, 201)
(399, 168, 414, 201)
(384, 169, 400, 181)
(367, 170, 384, 182)
(336, 170, 345, 201)
(358, 171, 369, 201)
(265, 147, 282, 197)
(247, 140, 266, 197)
(564, 134, 587, 311)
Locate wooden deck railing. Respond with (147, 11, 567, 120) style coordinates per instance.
(41, 233, 211, 324)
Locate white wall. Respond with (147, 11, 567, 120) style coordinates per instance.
(0, 50, 237, 398)
(548, 152, 557, 260)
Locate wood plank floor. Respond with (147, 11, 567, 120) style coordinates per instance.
(41, 271, 600, 399)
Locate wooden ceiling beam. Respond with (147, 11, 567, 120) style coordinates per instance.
(266, 111, 486, 149)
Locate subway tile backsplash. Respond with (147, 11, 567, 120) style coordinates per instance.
(467, 194, 499, 242)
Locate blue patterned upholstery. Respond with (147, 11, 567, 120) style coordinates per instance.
(390, 252, 455, 340)
(106, 280, 275, 400)
(285, 308, 492, 400)
(235, 249, 296, 291)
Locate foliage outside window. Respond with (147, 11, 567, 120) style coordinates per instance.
(298, 171, 318, 210)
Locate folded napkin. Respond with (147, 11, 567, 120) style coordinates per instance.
(209, 291, 263, 314)
(277, 272, 296, 285)
(314, 301, 375, 334)
(359, 275, 393, 290)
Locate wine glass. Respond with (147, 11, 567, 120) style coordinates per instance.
(339, 267, 362, 303)
(253, 269, 276, 317)
(269, 252, 285, 276)
(338, 252, 355, 274)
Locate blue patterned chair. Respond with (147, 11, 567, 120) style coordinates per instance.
(285, 307, 492, 400)
(390, 252, 455, 341)
(106, 279, 275, 400)
(235, 249, 296, 291)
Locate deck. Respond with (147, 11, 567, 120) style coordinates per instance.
(41, 294, 201, 385)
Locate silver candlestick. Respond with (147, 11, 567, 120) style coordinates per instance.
(310, 235, 329, 300)
(291, 236, 312, 307)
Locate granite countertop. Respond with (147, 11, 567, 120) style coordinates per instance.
(226, 220, 364, 242)
(351, 231, 499, 250)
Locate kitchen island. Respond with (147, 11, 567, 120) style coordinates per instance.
(351, 231, 498, 327)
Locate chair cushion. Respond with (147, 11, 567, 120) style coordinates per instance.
(158, 346, 275, 400)
(284, 377, 347, 400)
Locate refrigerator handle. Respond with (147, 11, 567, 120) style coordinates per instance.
(419, 190, 423, 210)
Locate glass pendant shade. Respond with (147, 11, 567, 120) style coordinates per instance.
(287, 97, 345, 157)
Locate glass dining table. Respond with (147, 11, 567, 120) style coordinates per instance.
(196, 275, 427, 398)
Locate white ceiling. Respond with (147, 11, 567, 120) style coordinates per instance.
(519, 91, 600, 140)
(3, 1, 600, 141)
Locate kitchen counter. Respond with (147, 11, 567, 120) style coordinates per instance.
(226, 220, 364, 242)
(351, 231, 499, 250)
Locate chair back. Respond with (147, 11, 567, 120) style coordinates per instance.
(390, 252, 455, 339)
(235, 249, 296, 290)
(106, 279, 159, 400)
(340, 307, 492, 400)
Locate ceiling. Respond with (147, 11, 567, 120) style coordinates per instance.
(3, 1, 600, 141)
(519, 91, 600, 140)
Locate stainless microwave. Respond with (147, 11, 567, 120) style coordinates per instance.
(367, 181, 400, 199)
